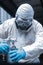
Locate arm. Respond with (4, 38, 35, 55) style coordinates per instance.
(0, 20, 9, 39)
(0, 18, 14, 39)
(0, 18, 15, 54)
(22, 20, 43, 60)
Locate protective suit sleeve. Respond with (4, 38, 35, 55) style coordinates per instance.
(0, 18, 14, 39)
(22, 20, 43, 61)
(0, 21, 9, 39)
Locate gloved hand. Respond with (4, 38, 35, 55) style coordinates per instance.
(0, 42, 9, 54)
(8, 49, 26, 62)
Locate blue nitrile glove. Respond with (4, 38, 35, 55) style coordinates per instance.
(9, 49, 26, 62)
(0, 42, 9, 54)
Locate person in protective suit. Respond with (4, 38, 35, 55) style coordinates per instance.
(0, 3, 43, 63)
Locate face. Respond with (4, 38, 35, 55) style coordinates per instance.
(15, 17, 33, 31)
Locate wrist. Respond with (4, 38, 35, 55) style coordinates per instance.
(22, 49, 26, 59)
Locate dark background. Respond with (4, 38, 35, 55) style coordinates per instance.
(0, 0, 43, 63)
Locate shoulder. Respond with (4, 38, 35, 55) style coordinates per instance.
(33, 19, 42, 27)
(3, 18, 15, 25)
(0, 18, 16, 31)
(2, 18, 16, 29)
(33, 19, 43, 32)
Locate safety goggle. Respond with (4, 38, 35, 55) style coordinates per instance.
(15, 17, 33, 23)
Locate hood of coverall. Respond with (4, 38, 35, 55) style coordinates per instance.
(15, 3, 34, 32)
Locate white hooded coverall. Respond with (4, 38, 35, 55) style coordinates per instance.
(0, 18, 43, 63)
